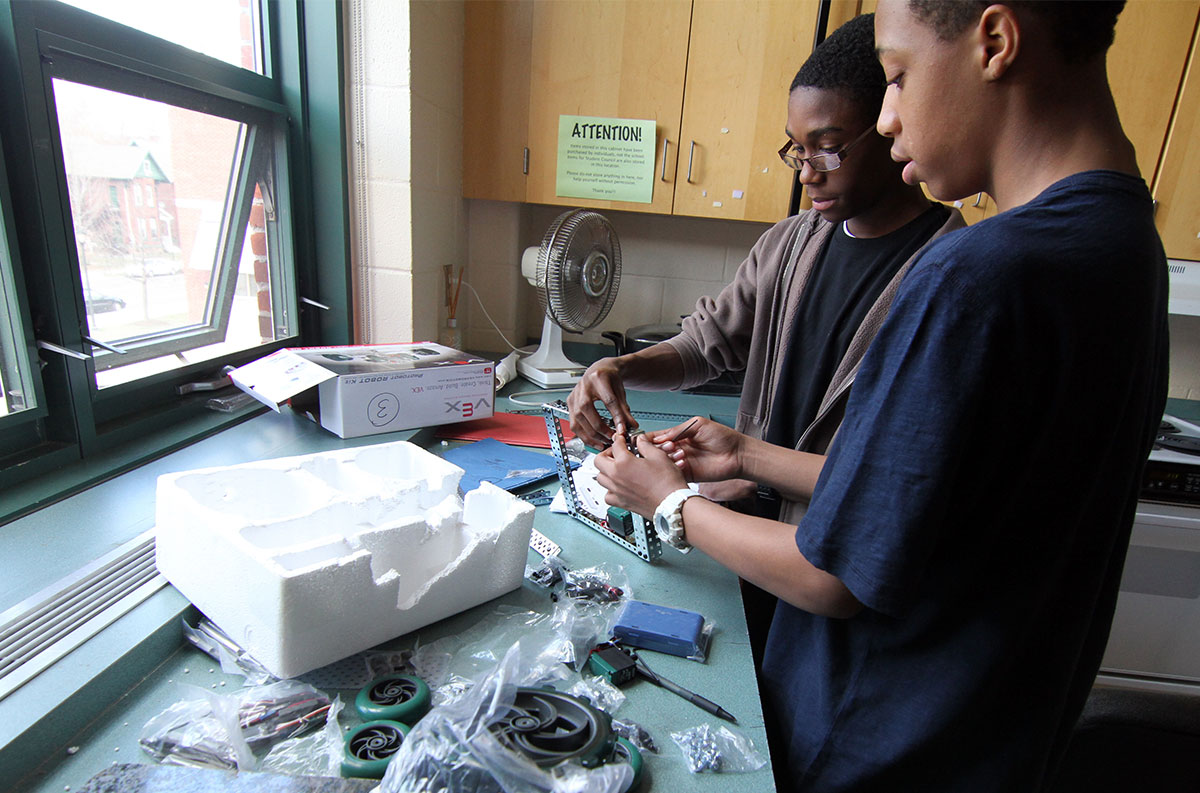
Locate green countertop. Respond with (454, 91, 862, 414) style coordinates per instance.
(5, 374, 772, 792)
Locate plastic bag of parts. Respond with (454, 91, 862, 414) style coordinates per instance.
(567, 672, 626, 716)
(379, 641, 633, 793)
(182, 618, 276, 685)
(526, 558, 631, 608)
(669, 724, 767, 774)
(411, 601, 630, 708)
(412, 607, 573, 706)
(258, 695, 345, 776)
(139, 680, 335, 772)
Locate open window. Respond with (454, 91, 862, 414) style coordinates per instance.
(51, 75, 296, 388)
(0, 0, 347, 500)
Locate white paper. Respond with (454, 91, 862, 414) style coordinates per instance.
(228, 349, 336, 411)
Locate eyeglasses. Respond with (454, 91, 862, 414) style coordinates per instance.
(777, 125, 876, 172)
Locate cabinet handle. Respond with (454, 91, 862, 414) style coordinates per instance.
(972, 192, 984, 208)
(660, 138, 669, 182)
(687, 141, 696, 184)
(523, 147, 529, 175)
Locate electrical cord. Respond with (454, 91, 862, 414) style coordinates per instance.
(507, 388, 576, 406)
(460, 280, 528, 356)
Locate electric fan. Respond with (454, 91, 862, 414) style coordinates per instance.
(517, 209, 622, 388)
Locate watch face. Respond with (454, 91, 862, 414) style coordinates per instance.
(654, 511, 671, 538)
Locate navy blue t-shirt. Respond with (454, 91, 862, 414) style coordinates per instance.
(762, 171, 1168, 792)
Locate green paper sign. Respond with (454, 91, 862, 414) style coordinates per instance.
(556, 115, 656, 203)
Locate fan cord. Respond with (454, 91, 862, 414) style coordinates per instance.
(459, 279, 528, 355)
(507, 388, 576, 406)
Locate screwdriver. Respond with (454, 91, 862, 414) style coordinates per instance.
(632, 653, 737, 723)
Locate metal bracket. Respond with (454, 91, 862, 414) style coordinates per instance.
(542, 400, 662, 563)
(36, 339, 89, 361)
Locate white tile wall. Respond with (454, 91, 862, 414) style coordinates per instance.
(350, 0, 467, 345)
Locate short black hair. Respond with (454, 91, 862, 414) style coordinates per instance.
(790, 14, 885, 122)
(907, 1, 1126, 64)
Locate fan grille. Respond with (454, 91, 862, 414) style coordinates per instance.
(537, 210, 622, 333)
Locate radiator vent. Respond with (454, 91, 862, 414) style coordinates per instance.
(0, 530, 166, 702)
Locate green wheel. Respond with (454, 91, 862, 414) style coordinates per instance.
(341, 719, 410, 779)
(613, 736, 644, 792)
(355, 673, 432, 724)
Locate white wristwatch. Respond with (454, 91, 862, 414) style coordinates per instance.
(653, 488, 704, 552)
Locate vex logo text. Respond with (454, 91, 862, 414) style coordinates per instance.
(445, 398, 491, 418)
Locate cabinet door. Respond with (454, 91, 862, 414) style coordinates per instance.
(672, 0, 820, 222)
(524, 0, 692, 215)
(1107, 0, 1199, 187)
(1155, 32, 1200, 262)
(463, 1, 533, 202)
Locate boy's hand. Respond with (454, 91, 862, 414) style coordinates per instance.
(595, 432, 685, 518)
(649, 417, 745, 484)
(567, 358, 639, 448)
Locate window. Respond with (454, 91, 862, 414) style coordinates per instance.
(0, 179, 37, 421)
(58, 0, 264, 74)
(0, 0, 350, 508)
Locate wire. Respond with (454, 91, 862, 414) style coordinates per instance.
(460, 279, 528, 355)
(508, 388, 576, 406)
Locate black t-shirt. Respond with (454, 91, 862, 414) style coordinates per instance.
(764, 203, 951, 450)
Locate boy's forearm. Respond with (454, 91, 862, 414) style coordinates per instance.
(739, 436, 826, 502)
(683, 498, 861, 618)
(611, 343, 686, 390)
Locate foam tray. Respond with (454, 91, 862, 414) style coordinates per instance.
(155, 440, 534, 678)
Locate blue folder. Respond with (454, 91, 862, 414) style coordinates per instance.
(441, 437, 574, 493)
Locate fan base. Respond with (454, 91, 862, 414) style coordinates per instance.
(516, 317, 587, 388)
(516, 357, 586, 388)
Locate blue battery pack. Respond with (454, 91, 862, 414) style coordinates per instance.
(612, 600, 706, 658)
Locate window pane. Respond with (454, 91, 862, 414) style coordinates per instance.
(57, 0, 263, 74)
(0, 207, 36, 419)
(55, 80, 294, 390)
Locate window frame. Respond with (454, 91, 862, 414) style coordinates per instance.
(0, 0, 352, 520)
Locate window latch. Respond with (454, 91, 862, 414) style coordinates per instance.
(36, 339, 90, 361)
(83, 335, 128, 355)
(301, 296, 331, 310)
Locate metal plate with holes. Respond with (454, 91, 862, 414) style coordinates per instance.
(541, 401, 661, 562)
(529, 529, 561, 559)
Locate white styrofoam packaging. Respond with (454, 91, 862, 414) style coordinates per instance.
(229, 342, 495, 439)
(154, 440, 534, 679)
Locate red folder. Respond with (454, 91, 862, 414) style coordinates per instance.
(434, 411, 574, 448)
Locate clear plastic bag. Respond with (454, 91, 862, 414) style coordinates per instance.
(139, 679, 334, 772)
(379, 642, 633, 793)
(669, 724, 767, 774)
(258, 695, 345, 776)
(182, 618, 275, 685)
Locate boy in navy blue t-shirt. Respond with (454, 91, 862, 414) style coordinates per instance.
(594, 2, 1169, 790)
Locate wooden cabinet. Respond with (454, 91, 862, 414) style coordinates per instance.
(669, 1, 819, 222)
(1154, 30, 1200, 262)
(1107, 0, 1200, 261)
(524, 0, 692, 216)
(463, 0, 533, 204)
(1107, 1, 1198, 191)
(464, 0, 826, 223)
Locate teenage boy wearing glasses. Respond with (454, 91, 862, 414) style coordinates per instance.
(568, 14, 965, 519)
(594, 1, 1168, 790)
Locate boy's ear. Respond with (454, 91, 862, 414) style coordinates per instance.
(976, 4, 1019, 81)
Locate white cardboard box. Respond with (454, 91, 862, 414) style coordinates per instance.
(229, 343, 495, 438)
